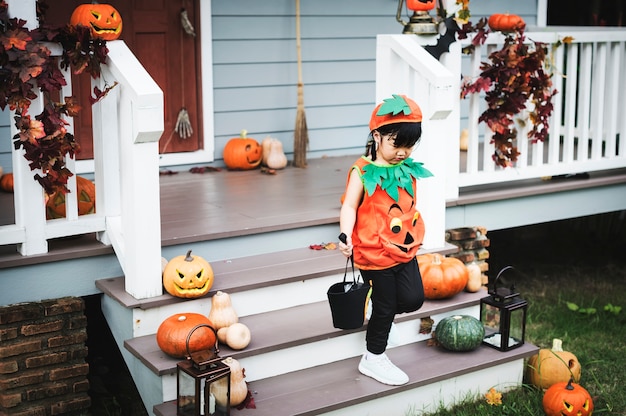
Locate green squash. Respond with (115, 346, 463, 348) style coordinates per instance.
(436, 315, 485, 352)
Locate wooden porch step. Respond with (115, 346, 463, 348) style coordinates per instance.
(124, 291, 487, 377)
(153, 340, 539, 416)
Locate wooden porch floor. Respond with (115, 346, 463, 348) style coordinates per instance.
(2, 154, 626, 269)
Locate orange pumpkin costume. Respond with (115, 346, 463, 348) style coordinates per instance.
(349, 156, 432, 270)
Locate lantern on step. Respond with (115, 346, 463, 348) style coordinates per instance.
(396, 0, 439, 35)
(480, 266, 528, 352)
(177, 324, 231, 416)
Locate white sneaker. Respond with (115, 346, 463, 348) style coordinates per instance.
(358, 353, 409, 385)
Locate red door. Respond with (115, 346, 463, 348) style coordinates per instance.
(43, 0, 203, 159)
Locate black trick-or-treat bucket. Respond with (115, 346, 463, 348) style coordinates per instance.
(327, 256, 370, 330)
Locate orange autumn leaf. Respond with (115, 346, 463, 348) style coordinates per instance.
(485, 387, 502, 406)
(1, 29, 31, 50)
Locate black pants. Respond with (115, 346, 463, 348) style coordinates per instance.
(360, 258, 425, 354)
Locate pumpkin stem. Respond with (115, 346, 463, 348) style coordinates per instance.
(565, 377, 575, 390)
(552, 338, 563, 352)
(184, 250, 194, 262)
(240, 129, 248, 138)
(432, 253, 442, 265)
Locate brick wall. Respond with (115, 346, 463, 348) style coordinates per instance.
(446, 226, 490, 287)
(0, 298, 90, 416)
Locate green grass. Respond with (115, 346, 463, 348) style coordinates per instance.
(410, 214, 626, 416)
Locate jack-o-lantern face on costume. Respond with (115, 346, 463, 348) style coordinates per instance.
(70, 3, 123, 41)
(162, 250, 214, 299)
(386, 201, 422, 254)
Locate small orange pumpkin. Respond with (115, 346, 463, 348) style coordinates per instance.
(156, 313, 217, 358)
(417, 253, 469, 299)
(46, 176, 96, 219)
(527, 338, 582, 389)
(223, 130, 262, 170)
(406, 0, 436, 12)
(487, 13, 526, 32)
(163, 250, 214, 298)
(542, 378, 594, 416)
(0, 173, 14, 193)
(70, 2, 123, 41)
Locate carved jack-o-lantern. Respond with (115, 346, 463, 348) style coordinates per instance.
(70, 3, 123, 41)
(163, 250, 214, 299)
(406, 0, 436, 11)
(46, 176, 96, 219)
(223, 130, 263, 170)
(543, 378, 594, 416)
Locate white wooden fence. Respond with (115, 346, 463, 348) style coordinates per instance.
(457, 28, 626, 187)
(1, 41, 164, 300)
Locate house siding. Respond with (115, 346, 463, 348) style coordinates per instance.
(0, 0, 538, 170)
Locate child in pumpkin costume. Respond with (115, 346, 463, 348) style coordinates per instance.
(338, 94, 432, 386)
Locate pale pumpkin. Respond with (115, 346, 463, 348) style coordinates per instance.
(208, 291, 239, 330)
(527, 338, 582, 389)
(262, 137, 288, 169)
(224, 322, 251, 350)
(465, 262, 483, 292)
(215, 357, 248, 407)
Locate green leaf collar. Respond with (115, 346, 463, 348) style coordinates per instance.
(360, 157, 433, 202)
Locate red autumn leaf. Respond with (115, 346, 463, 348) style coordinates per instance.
(1, 29, 31, 50)
(309, 244, 324, 250)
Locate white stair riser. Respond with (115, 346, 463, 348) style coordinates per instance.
(131, 272, 344, 337)
(320, 360, 525, 416)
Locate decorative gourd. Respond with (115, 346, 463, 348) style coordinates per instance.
(417, 253, 469, 299)
(262, 137, 288, 170)
(542, 378, 594, 416)
(406, 0, 436, 11)
(223, 130, 262, 170)
(215, 357, 248, 407)
(156, 313, 216, 358)
(465, 263, 483, 293)
(208, 291, 239, 329)
(487, 13, 526, 32)
(70, 3, 123, 41)
(435, 315, 484, 352)
(527, 338, 581, 389)
(0, 173, 13, 193)
(46, 176, 96, 219)
(224, 322, 251, 350)
(162, 250, 214, 299)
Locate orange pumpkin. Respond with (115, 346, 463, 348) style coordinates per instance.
(0, 173, 14, 193)
(163, 250, 214, 298)
(156, 313, 217, 358)
(70, 3, 123, 41)
(417, 253, 469, 299)
(223, 130, 262, 170)
(487, 13, 526, 32)
(527, 338, 582, 389)
(46, 176, 96, 219)
(406, 0, 436, 11)
(543, 378, 594, 416)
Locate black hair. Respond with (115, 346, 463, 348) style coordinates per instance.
(365, 122, 422, 160)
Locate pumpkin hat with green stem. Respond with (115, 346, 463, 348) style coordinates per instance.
(369, 94, 423, 131)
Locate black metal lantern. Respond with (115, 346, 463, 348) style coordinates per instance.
(177, 324, 231, 416)
(480, 266, 528, 352)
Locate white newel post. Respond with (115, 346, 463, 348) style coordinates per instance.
(376, 34, 457, 251)
(104, 41, 164, 299)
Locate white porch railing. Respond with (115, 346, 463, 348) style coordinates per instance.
(1, 40, 164, 300)
(458, 28, 626, 188)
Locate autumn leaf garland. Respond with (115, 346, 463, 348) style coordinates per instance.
(0, 0, 110, 194)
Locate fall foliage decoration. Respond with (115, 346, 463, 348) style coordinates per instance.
(487, 13, 526, 32)
(542, 378, 594, 416)
(417, 253, 469, 299)
(162, 250, 214, 298)
(0, 1, 111, 194)
(223, 130, 263, 170)
(527, 338, 582, 389)
(156, 313, 217, 358)
(484, 387, 503, 406)
(459, 17, 557, 168)
(70, 3, 123, 41)
(45, 175, 96, 218)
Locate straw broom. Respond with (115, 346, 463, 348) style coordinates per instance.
(293, 0, 308, 168)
